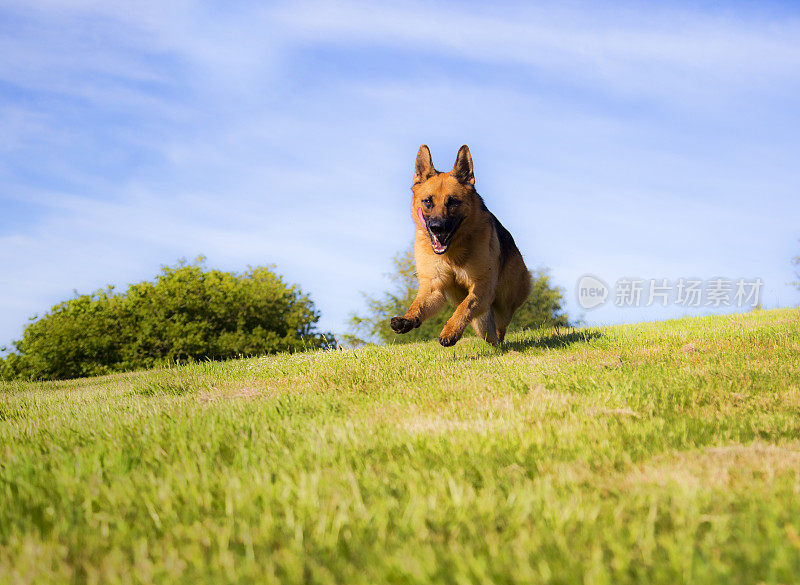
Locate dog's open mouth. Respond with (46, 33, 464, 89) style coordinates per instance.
(417, 208, 461, 255)
(429, 231, 448, 254)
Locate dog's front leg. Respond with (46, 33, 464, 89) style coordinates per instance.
(438, 281, 494, 346)
(390, 284, 447, 334)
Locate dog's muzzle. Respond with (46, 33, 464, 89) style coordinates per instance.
(417, 209, 462, 255)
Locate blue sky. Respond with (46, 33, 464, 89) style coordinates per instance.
(1, 0, 799, 348)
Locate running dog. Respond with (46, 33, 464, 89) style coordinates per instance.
(390, 145, 532, 346)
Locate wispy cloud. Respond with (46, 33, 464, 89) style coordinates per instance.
(275, 1, 800, 103)
(1, 0, 799, 348)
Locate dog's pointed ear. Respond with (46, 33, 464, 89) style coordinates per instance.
(414, 145, 436, 185)
(452, 145, 474, 185)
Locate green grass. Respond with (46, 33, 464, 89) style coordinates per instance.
(1, 308, 799, 584)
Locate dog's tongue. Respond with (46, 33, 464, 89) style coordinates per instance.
(416, 206, 426, 227)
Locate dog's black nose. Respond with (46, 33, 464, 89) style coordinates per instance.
(427, 218, 448, 238)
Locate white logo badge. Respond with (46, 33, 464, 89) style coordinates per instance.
(577, 274, 609, 309)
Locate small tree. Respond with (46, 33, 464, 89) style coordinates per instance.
(0, 258, 333, 381)
(346, 248, 568, 346)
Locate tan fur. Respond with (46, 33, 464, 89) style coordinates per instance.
(390, 145, 532, 346)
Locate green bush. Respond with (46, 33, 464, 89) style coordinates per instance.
(0, 258, 333, 381)
(346, 248, 568, 345)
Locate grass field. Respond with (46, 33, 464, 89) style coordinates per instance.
(1, 307, 799, 584)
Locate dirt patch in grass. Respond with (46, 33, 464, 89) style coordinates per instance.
(588, 407, 641, 418)
(387, 384, 586, 435)
(624, 441, 800, 491)
(399, 415, 505, 434)
(198, 385, 275, 402)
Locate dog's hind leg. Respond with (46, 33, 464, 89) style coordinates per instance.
(493, 307, 513, 344)
(471, 308, 499, 346)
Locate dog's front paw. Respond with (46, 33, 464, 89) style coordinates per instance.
(390, 316, 419, 334)
(438, 330, 462, 347)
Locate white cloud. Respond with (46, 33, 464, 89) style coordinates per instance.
(274, 1, 800, 104)
(1, 0, 799, 349)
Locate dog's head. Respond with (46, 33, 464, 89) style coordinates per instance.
(411, 144, 478, 255)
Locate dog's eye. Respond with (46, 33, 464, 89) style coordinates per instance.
(422, 198, 433, 208)
(446, 198, 461, 207)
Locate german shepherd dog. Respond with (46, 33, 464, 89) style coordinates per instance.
(390, 145, 532, 346)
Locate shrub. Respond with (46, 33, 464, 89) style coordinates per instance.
(0, 258, 333, 381)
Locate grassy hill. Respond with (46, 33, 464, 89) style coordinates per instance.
(1, 307, 799, 584)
